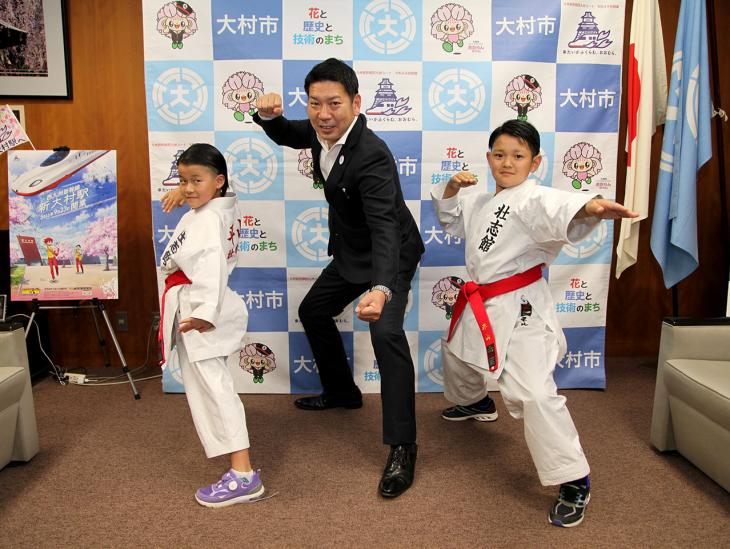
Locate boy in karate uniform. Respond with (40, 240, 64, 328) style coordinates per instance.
(431, 120, 638, 527)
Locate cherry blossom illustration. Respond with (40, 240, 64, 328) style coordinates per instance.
(82, 215, 117, 270)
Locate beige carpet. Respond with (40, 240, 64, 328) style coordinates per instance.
(1, 358, 728, 548)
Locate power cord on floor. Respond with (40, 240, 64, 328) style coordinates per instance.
(8, 312, 162, 387)
(7, 313, 66, 384)
(80, 374, 162, 386)
(81, 315, 162, 385)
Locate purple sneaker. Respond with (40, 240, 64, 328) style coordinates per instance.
(195, 469, 265, 508)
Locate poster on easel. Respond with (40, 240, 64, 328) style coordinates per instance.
(7, 150, 119, 301)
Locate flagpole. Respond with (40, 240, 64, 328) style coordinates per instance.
(706, 0, 730, 309)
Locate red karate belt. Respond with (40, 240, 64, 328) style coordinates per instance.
(158, 270, 192, 364)
(446, 264, 543, 372)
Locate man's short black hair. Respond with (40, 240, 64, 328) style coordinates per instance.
(304, 58, 359, 98)
(488, 119, 541, 157)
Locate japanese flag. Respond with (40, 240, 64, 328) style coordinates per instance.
(615, 0, 668, 278)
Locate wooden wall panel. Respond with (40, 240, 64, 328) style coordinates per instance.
(606, 0, 730, 355)
(0, 0, 728, 372)
(0, 1, 159, 369)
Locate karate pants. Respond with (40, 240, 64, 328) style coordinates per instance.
(175, 330, 250, 458)
(443, 313, 590, 486)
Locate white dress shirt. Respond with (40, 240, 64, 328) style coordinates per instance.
(316, 116, 359, 180)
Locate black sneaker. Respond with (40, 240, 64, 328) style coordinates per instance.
(441, 397, 498, 422)
(548, 479, 591, 528)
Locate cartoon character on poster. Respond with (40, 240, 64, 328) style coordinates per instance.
(239, 343, 277, 384)
(222, 71, 265, 122)
(156, 1, 198, 49)
(43, 237, 60, 282)
(297, 148, 322, 188)
(504, 75, 542, 122)
(430, 3, 474, 54)
(431, 276, 464, 320)
(562, 142, 603, 190)
(75, 244, 84, 274)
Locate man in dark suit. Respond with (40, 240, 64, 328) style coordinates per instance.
(255, 58, 424, 498)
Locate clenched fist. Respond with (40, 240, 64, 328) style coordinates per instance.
(256, 93, 284, 119)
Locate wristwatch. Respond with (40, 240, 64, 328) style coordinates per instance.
(370, 285, 392, 303)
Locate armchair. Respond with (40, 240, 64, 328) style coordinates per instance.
(650, 317, 730, 492)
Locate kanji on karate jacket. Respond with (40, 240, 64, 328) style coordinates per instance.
(431, 179, 600, 378)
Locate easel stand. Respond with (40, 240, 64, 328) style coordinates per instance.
(25, 298, 140, 399)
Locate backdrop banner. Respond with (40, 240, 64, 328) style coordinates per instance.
(8, 150, 119, 301)
(142, 0, 626, 393)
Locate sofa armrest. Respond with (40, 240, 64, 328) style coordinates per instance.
(651, 317, 730, 451)
(658, 317, 730, 362)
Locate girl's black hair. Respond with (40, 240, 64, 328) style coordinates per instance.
(177, 143, 229, 196)
(488, 119, 541, 157)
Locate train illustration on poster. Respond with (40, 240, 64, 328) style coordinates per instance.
(8, 150, 119, 301)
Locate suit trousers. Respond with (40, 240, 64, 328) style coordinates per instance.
(298, 261, 417, 445)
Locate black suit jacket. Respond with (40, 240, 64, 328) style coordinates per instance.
(253, 113, 424, 287)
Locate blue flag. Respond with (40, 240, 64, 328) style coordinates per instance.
(650, 0, 712, 288)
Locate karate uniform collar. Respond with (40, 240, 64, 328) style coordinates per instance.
(496, 177, 538, 196)
(192, 192, 237, 215)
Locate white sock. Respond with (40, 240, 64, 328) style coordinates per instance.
(231, 468, 253, 481)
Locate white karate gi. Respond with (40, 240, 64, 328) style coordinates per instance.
(431, 179, 599, 485)
(160, 193, 249, 458)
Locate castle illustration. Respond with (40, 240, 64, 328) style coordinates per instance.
(567, 11, 613, 49)
(366, 78, 411, 116)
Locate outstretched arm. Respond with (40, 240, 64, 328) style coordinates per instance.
(578, 198, 639, 220)
(253, 93, 312, 149)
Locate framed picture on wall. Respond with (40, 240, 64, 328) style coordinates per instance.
(0, 0, 71, 99)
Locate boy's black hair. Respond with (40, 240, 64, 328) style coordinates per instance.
(177, 143, 228, 196)
(488, 119, 541, 157)
(304, 58, 359, 99)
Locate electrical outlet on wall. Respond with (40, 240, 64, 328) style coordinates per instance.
(116, 311, 128, 332)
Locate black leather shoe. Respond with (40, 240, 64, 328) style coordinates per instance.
(379, 443, 417, 498)
(294, 392, 362, 411)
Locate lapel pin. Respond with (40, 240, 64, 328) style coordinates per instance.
(339, 155, 344, 165)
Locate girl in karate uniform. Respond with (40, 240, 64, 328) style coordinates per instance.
(431, 120, 638, 527)
(159, 143, 264, 508)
